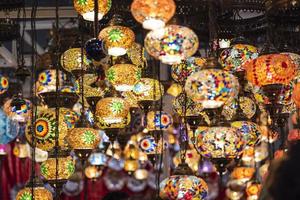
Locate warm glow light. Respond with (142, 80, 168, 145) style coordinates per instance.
(99, 25, 135, 56)
(131, 0, 176, 30)
(95, 97, 130, 129)
(106, 64, 141, 91)
(244, 54, 296, 86)
(145, 25, 199, 64)
(132, 78, 164, 101)
(73, 0, 111, 21)
(16, 187, 53, 200)
(66, 127, 100, 150)
(160, 175, 208, 200)
(185, 69, 239, 109)
(60, 48, 90, 73)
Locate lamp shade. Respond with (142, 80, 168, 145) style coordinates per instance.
(73, 0, 111, 21)
(0, 110, 19, 144)
(138, 135, 166, 154)
(231, 167, 255, 181)
(99, 25, 135, 56)
(26, 108, 79, 151)
(3, 99, 31, 122)
(292, 82, 300, 108)
(171, 57, 206, 83)
(131, 0, 176, 30)
(95, 97, 130, 129)
(144, 25, 199, 64)
(40, 155, 75, 181)
(244, 54, 296, 86)
(0, 75, 9, 94)
(160, 175, 208, 200)
(231, 121, 261, 146)
(36, 69, 66, 94)
(60, 48, 90, 73)
(219, 44, 259, 72)
(16, 187, 53, 200)
(66, 128, 100, 150)
(172, 93, 203, 117)
(185, 69, 239, 109)
(132, 78, 164, 101)
(146, 111, 173, 131)
(106, 64, 141, 91)
(196, 127, 244, 159)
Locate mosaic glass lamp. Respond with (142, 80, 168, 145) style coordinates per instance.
(159, 163, 208, 200)
(131, 0, 176, 30)
(185, 69, 239, 109)
(60, 48, 90, 74)
(73, 0, 111, 21)
(99, 25, 135, 57)
(171, 57, 206, 83)
(95, 97, 130, 129)
(0, 75, 9, 95)
(25, 108, 79, 151)
(3, 98, 31, 123)
(172, 93, 203, 117)
(144, 25, 199, 65)
(132, 78, 164, 102)
(231, 121, 261, 146)
(106, 64, 142, 91)
(244, 54, 296, 87)
(219, 44, 259, 72)
(146, 111, 173, 131)
(16, 186, 53, 200)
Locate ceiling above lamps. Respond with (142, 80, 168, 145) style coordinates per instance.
(131, 0, 176, 30)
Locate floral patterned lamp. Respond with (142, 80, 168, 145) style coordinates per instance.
(73, 0, 111, 21)
(95, 97, 130, 129)
(219, 44, 259, 73)
(60, 48, 90, 75)
(3, 97, 31, 123)
(26, 108, 79, 152)
(106, 64, 142, 91)
(145, 25, 199, 65)
(185, 68, 239, 109)
(196, 126, 244, 172)
(171, 57, 206, 83)
(0, 75, 9, 95)
(99, 25, 135, 56)
(231, 121, 261, 147)
(40, 150, 75, 190)
(16, 180, 53, 200)
(160, 163, 208, 200)
(131, 0, 176, 30)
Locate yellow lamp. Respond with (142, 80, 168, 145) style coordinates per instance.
(106, 64, 141, 91)
(73, 0, 111, 21)
(99, 25, 135, 56)
(16, 187, 53, 200)
(131, 0, 176, 30)
(95, 97, 130, 129)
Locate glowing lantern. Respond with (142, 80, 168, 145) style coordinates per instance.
(36, 69, 66, 94)
(244, 54, 296, 86)
(185, 69, 239, 109)
(26, 108, 79, 151)
(3, 98, 31, 122)
(0, 75, 9, 94)
(99, 25, 135, 56)
(66, 128, 100, 150)
(196, 127, 244, 159)
(160, 175, 208, 200)
(106, 64, 141, 91)
(292, 82, 300, 108)
(131, 0, 176, 30)
(172, 93, 203, 117)
(231, 167, 255, 181)
(73, 0, 111, 21)
(171, 57, 206, 83)
(231, 121, 261, 146)
(146, 111, 173, 131)
(246, 182, 261, 200)
(132, 78, 164, 101)
(16, 187, 53, 200)
(219, 44, 259, 72)
(60, 48, 90, 73)
(40, 154, 75, 181)
(95, 97, 130, 129)
(144, 25, 199, 64)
